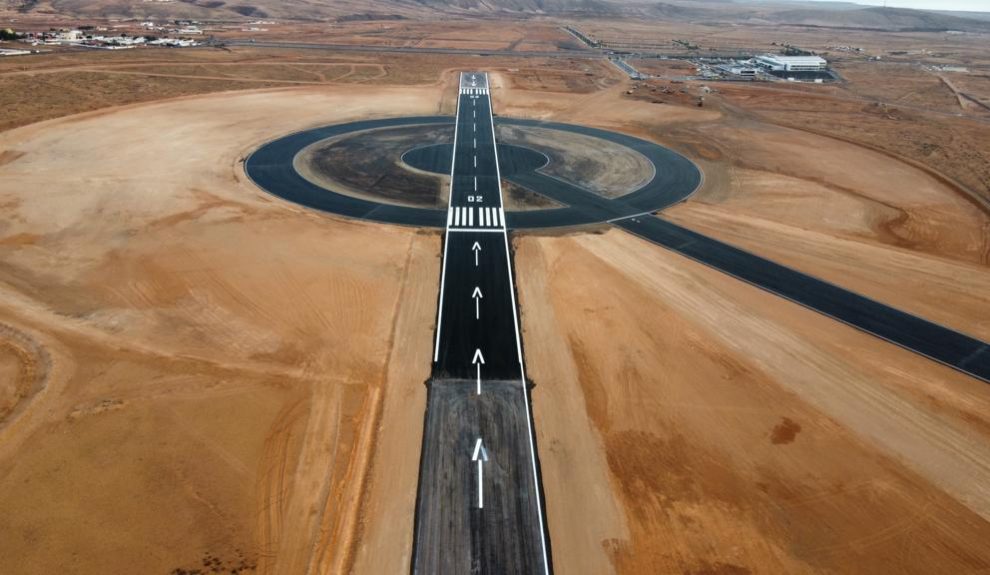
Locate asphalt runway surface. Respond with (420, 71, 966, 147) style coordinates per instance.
(411, 72, 550, 574)
(414, 379, 547, 574)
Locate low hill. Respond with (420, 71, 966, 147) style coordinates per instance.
(3, 0, 616, 20)
(3, 0, 989, 32)
(767, 6, 990, 32)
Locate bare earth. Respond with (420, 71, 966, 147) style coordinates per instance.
(493, 70, 990, 573)
(0, 85, 443, 574)
(515, 229, 990, 574)
(0, 37, 989, 575)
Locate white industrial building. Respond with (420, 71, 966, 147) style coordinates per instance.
(753, 54, 827, 72)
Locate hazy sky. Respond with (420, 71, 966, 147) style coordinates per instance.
(802, 0, 989, 11)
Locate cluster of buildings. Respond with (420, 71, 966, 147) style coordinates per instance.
(712, 54, 831, 82)
(140, 20, 204, 35)
(16, 27, 202, 49)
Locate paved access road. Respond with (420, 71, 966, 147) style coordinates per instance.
(412, 73, 551, 574)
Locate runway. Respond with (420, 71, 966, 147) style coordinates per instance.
(411, 72, 551, 574)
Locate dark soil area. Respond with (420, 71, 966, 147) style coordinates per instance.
(297, 121, 655, 211)
(502, 179, 563, 211)
(301, 124, 453, 209)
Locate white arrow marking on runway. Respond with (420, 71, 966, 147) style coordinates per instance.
(472, 241, 481, 266)
(472, 286, 483, 320)
(473, 348, 485, 395)
(472, 437, 489, 509)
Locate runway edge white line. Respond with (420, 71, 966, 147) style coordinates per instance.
(432, 72, 463, 362)
(484, 72, 552, 575)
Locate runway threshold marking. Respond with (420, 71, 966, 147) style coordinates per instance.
(448, 228, 504, 234)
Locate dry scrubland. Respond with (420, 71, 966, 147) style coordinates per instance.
(245, 20, 584, 52)
(0, 45, 612, 132)
(574, 19, 990, 64)
(0, 24, 989, 575)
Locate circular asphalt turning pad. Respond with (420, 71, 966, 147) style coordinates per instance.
(245, 116, 702, 230)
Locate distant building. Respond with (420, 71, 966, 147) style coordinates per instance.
(716, 63, 757, 77)
(59, 29, 85, 42)
(753, 54, 827, 72)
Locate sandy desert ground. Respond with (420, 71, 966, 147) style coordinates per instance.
(493, 71, 990, 573)
(0, 83, 451, 574)
(0, 43, 989, 575)
(517, 227, 990, 574)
